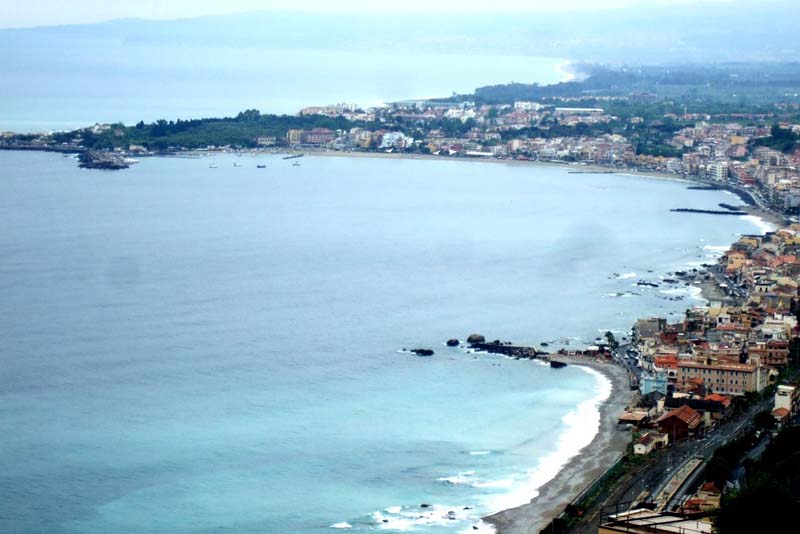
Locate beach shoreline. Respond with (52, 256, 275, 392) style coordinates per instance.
(482, 359, 634, 534)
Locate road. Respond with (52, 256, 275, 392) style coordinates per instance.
(569, 355, 774, 533)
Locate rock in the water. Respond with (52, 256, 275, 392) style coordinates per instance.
(446, 338, 460, 347)
(467, 334, 485, 344)
(412, 349, 434, 356)
(78, 150, 130, 170)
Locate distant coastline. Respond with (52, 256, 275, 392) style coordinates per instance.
(555, 61, 577, 83)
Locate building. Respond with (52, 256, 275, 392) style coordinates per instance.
(287, 129, 303, 146)
(708, 161, 729, 181)
(617, 411, 650, 428)
(656, 404, 702, 440)
(302, 128, 335, 145)
(633, 432, 669, 455)
(636, 317, 667, 339)
(257, 136, 277, 147)
(677, 360, 768, 396)
(600, 510, 712, 534)
(774, 384, 798, 417)
(747, 340, 789, 367)
(663, 393, 731, 425)
(641, 371, 669, 395)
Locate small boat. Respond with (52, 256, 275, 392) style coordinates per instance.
(282, 153, 305, 160)
(257, 164, 266, 169)
(292, 162, 301, 167)
(550, 360, 567, 369)
(233, 162, 242, 167)
(209, 164, 218, 168)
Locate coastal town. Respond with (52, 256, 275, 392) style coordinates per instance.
(3, 89, 800, 217)
(591, 222, 800, 533)
(3, 66, 800, 534)
(466, 220, 800, 533)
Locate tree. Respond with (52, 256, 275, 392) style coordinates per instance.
(605, 331, 619, 350)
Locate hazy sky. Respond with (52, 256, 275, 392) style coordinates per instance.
(1, 0, 752, 29)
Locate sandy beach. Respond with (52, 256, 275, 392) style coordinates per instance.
(483, 359, 635, 534)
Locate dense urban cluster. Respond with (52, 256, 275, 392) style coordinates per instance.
(597, 226, 800, 533)
(283, 98, 800, 215)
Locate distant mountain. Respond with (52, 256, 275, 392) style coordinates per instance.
(3, 3, 799, 63)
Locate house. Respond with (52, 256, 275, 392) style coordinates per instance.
(656, 405, 702, 440)
(663, 394, 731, 425)
(617, 411, 649, 428)
(774, 384, 798, 417)
(633, 432, 669, 455)
(680, 482, 721, 514)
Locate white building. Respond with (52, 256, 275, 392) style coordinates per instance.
(774, 384, 797, 415)
(633, 432, 669, 455)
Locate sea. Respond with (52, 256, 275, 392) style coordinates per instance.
(0, 45, 566, 133)
(0, 150, 770, 534)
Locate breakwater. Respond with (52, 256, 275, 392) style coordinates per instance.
(670, 208, 748, 216)
(470, 341, 547, 359)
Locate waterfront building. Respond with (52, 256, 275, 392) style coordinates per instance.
(302, 128, 335, 145)
(257, 136, 277, 147)
(287, 129, 303, 146)
(677, 360, 768, 396)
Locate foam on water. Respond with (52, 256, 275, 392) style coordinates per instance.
(480, 366, 612, 513)
(739, 214, 776, 234)
(370, 504, 482, 532)
(659, 286, 703, 301)
(0, 151, 775, 534)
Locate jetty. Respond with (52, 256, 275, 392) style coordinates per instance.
(469, 341, 546, 359)
(670, 208, 748, 216)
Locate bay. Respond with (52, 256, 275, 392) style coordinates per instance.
(0, 151, 765, 533)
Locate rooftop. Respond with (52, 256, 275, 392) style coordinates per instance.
(656, 405, 702, 428)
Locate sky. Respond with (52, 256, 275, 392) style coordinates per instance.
(0, 0, 751, 29)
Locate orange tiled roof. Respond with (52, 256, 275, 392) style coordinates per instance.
(657, 404, 702, 428)
(772, 407, 790, 418)
(704, 394, 731, 407)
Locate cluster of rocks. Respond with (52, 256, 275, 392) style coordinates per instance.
(406, 332, 552, 360)
(78, 150, 130, 170)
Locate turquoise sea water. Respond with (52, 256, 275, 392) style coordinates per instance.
(0, 151, 766, 533)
